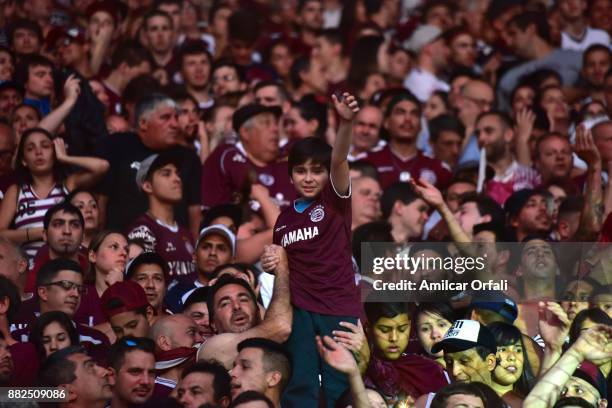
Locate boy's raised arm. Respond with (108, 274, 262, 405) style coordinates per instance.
(330, 92, 360, 196)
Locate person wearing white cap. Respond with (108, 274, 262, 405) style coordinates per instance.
(164, 223, 236, 313)
(403, 24, 451, 103)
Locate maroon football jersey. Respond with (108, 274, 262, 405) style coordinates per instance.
(10, 296, 38, 333)
(7, 341, 39, 387)
(273, 181, 360, 317)
(74, 284, 107, 327)
(364, 146, 452, 190)
(127, 214, 196, 282)
(201, 143, 295, 210)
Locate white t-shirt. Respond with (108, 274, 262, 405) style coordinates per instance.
(403, 68, 450, 102)
(561, 26, 611, 51)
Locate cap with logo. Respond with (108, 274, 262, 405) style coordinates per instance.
(431, 319, 497, 354)
(470, 290, 518, 323)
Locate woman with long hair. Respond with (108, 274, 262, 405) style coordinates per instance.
(29, 311, 80, 360)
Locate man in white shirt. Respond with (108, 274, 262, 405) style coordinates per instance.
(403, 25, 450, 102)
(558, 0, 610, 51)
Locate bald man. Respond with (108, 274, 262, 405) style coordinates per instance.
(149, 314, 203, 398)
(455, 79, 495, 164)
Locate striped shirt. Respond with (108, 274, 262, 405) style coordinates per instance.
(14, 183, 68, 259)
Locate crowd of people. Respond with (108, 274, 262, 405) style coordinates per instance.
(0, 0, 610, 407)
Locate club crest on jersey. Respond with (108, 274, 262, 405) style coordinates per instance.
(419, 169, 437, 185)
(259, 173, 275, 186)
(309, 205, 325, 223)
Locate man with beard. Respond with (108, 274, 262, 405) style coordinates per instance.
(534, 133, 573, 186)
(108, 337, 156, 408)
(176, 360, 231, 408)
(505, 189, 553, 242)
(475, 111, 540, 205)
(198, 245, 292, 369)
(38, 346, 113, 408)
(364, 93, 451, 190)
(25, 202, 88, 294)
(149, 314, 202, 398)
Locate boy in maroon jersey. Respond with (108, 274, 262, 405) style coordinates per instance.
(127, 152, 196, 284)
(268, 92, 360, 408)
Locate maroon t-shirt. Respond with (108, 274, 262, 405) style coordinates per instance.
(364, 146, 452, 190)
(127, 214, 196, 282)
(201, 143, 295, 210)
(10, 296, 38, 333)
(100, 81, 123, 115)
(7, 341, 39, 387)
(273, 181, 360, 317)
(73, 284, 107, 327)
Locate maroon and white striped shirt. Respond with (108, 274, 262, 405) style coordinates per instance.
(14, 183, 68, 258)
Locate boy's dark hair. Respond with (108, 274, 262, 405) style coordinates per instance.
(0, 276, 21, 324)
(36, 259, 83, 287)
(110, 41, 153, 70)
(181, 360, 232, 402)
(288, 137, 332, 176)
(428, 114, 465, 143)
(508, 11, 550, 43)
(237, 338, 292, 391)
(14, 54, 53, 86)
(229, 390, 274, 408)
(43, 201, 84, 230)
(364, 301, 413, 326)
(380, 182, 420, 220)
(177, 39, 212, 68)
(108, 336, 155, 372)
(292, 95, 328, 139)
(459, 193, 505, 226)
(8, 19, 43, 48)
(228, 9, 260, 44)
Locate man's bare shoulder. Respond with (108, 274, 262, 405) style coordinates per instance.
(197, 333, 241, 369)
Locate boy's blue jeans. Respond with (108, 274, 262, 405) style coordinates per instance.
(281, 306, 358, 408)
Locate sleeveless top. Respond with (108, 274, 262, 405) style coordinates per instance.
(14, 183, 68, 259)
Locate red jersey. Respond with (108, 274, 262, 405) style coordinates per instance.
(24, 246, 89, 293)
(201, 142, 295, 210)
(364, 146, 452, 190)
(7, 341, 39, 387)
(74, 284, 107, 327)
(273, 181, 360, 317)
(127, 214, 196, 282)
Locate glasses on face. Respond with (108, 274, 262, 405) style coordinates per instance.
(44, 280, 87, 294)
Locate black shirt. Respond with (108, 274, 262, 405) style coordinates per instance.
(94, 132, 201, 231)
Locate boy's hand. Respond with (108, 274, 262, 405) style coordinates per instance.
(332, 92, 359, 122)
(261, 244, 283, 274)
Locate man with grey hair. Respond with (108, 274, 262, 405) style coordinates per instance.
(201, 103, 295, 209)
(95, 93, 202, 238)
(0, 237, 28, 300)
